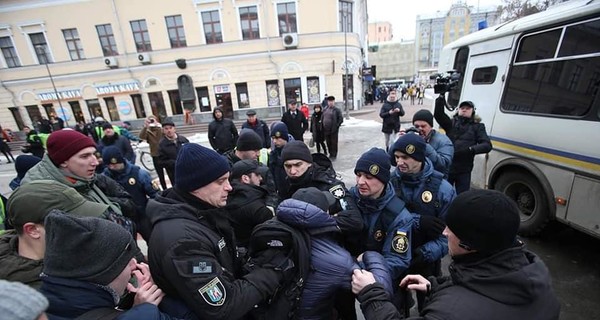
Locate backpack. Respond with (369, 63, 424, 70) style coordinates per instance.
(247, 218, 311, 319)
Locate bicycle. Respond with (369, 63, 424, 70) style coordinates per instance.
(131, 142, 155, 171)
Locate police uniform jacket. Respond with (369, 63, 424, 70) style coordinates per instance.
(147, 188, 284, 319)
(350, 182, 415, 281)
(285, 155, 363, 236)
(390, 158, 455, 263)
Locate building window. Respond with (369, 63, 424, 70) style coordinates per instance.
(130, 19, 152, 52)
(131, 94, 147, 119)
(339, 1, 353, 32)
(69, 101, 85, 123)
(148, 92, 167, 120)
(236, 83, 250, 108)
(25, 105, 43, 125)
(307, 77, 320, 103)
(266, 80, 280, 107)
(240, 6, 260, 40)
(0, 36, 21, 67)
(165, 15, 187, 48)
(277, 2, 297, 34)
(202, 11, 223, 44)
(104, 97, 120, 121)
(284, 78, 301, 105)
(168, 90, 183, 115)
(96, 24, 118, 56)
(9, 107, 25, 130)
(30, 33, 52, 63)
(63, 28, 85, 61)
(196, 86, 212, 112)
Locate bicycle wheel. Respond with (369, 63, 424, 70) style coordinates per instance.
(140, 152, 155, 171)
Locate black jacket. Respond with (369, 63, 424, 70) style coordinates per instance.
(310, 111, 325, 142)
(379, 100, 405, 134)
(158, 135, 189, 170)
(225, 181, 273, 248)
(241, 119, 271, 149)
(147, 188, 283, 319)
(357, 246, 560, 320)
(434, 99, 492, 174)
(98, 133, 135, 163)
(209, 109, 239, 153)
(281, 110, 308, 141)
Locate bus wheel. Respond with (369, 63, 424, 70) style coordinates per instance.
(494, 171, 550, 236)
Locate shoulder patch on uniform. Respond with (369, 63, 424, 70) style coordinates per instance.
(191, 261, 213, 274)
(329, 184, 346, 199)
(198, 277, 226, 306)
(391, 232, 409, 254)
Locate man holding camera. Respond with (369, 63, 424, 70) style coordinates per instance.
(139, 115, 167, 190)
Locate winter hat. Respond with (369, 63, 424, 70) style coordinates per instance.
(390, 133, 426, 162)
(292, 187, 335, 212)
(246, 110, 257, 116)
(47, 130, 96, 166)
(43, 210, 137, 285)
(281, 141, 312, 163)
(102, 146, 125, 165)
(354, 148, 391, 184)
(446, 189, 520, 254)
(231, 159, 261, 180)
(0, 280, 48, 320)
(102, 123, 113, 130)
(162, 117, 175, 127)
(271, 122, 289, 141)
(14, 155, 41, 180)
(412, 109, 434, 127)
(8, 180, 109, 229)
(237, 129, 263, 151)
(175, 143, 231, 192)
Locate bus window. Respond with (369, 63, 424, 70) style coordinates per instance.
(558, 19, 600, 57)
(471, 66, 498, 84)
(515, 29, 561, 62)
(448, 47, 469, 107)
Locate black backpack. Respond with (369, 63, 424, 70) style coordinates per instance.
(247, 218, 311, 319)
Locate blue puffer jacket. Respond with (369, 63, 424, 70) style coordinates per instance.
(277, 199, 392, 320)
(39, 275, 178, 320)
(424, 130, 454, 177)
(390, 158, 455, 263)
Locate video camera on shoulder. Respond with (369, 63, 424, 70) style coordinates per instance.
(430, 70, 461, 95)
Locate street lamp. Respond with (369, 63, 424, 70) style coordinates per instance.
(36, 45, 69, 127)
(343, 12, 350, 120)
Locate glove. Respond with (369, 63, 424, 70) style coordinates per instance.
(410, 248, 426, 268)
(419, 215, 446, 240)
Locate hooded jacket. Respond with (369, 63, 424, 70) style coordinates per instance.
(276, 199, 392, 320)
(0, 231, 43, 289)
(146, 188, 283, 319)
(357, 245, 560, 320)
(209, 108, 239, 153)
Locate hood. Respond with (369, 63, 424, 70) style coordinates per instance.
(146, 188, 201, 226)
(226, 181, 267, 209)
(22, 154, 95, 192)
(276, 199, 339, 235)
(212, 108, 224, 121)
(451, 246, 555, 305)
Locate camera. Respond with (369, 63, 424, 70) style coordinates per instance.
(430, 71, 461, 95)
(149, 118, 155, 123)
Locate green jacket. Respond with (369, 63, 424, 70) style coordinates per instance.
(0, 231, 43, 289)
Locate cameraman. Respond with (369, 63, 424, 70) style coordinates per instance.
(434, 99, 491, 194)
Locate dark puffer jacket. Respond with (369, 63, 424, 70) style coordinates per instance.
(209, 108, 239, 153)
(276, 199, 392, 320)
(379, 99, 405, 134)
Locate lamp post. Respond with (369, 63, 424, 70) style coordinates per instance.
(343, 12, 350, 120)
(36, 45, 69, 127)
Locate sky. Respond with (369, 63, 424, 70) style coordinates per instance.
(368, 0, 505, 41)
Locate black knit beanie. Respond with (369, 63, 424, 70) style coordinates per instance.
(446, 189, 520, 254)
(43, 210, 137, 285)
(390, 133, 426, 163)
(354, 148, 391, 184)
(237, 129, 263, 151)
(281, 141, 312, 163)
(175, 143, 231, 192)
(413, 109, 434, 127)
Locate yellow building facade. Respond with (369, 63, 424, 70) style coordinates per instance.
(0, 0, 367, 130)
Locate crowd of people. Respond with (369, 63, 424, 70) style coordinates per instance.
(0, 95, 560, 320)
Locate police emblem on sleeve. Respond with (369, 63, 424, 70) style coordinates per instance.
(405, 144, 415, 155)
(369, 164, 379, 176)
(421, 190, 433, 203)
(128, 177, 136, 185)
(329, 185, 346, 199)
(391, 232, 409, 254)
(198, 277, 226, 306)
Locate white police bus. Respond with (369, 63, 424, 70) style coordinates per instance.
(436, 0, 600, 238)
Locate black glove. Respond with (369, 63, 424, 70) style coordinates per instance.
(419, 215, 446, 240)
(410, 248, 426, 268)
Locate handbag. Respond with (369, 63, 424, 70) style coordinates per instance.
(309, 136, 315, 148)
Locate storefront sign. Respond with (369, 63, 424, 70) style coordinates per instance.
(38, 89, 82, 102)
(95, 82, 140, 95)
(118, 100, 132, 115)
(214, 85, 230, 94)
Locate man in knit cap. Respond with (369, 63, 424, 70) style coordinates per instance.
(0, 280, 48, 320)
(268, 122, 292, 197)
(9, 154, 41, 190)
(349, 148, 415, 290)
(21, 129, 137, 231)
(158, 117, 189, 187)
(352, 189, 560, 320)
(39, 211, 172, 319)
(405, 109, 453, 177)
(98, 122, 135, 163)
(0, 180, 109, 289)
(146, 143, 293, 319)
(389, 133, 454, 311)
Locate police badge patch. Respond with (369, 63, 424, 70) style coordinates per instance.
(329, 185, 346, 199)
(421, 190, 433, 203)
(369, 164, 380, 176)
(405, 144, 416, 155)
(391, 232, 409, 254)
(198, 277, 226, 306)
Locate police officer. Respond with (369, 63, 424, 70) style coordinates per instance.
(101, 146, 158, 241)
(389, 133, 455, 310)
(147, 144, 292, 319)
